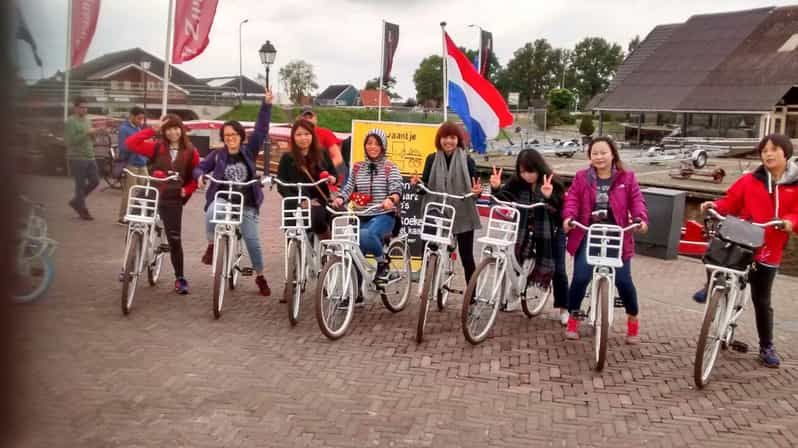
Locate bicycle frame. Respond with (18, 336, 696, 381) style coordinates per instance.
(703, 264, 749, 345)
(17, 200, 57, 263)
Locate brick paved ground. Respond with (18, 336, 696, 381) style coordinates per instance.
(10, 175, 798, 447)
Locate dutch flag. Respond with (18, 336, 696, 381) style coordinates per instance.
(445, 33, 512, 153)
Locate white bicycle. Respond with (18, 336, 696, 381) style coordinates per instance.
(315, 204, 412, 340)
(461, 195, 551, 344)
(569, 215, 641, 371)
(119, 169, 177, 315)
(694, 207, 784, 388)
(14, 196, 57, 303)
(266, 176, 330, 325)
(414, 183, 476, 343)
(204, 174, 268, 319)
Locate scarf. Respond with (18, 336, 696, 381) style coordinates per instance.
(427, 148, 481, 234)
(515, 185, 555, 286)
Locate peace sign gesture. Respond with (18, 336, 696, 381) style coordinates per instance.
(471, 178, 483, 196)
(489, 165, 503, 189)
(540, 173, 554, 199)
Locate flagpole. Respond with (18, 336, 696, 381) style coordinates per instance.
(161, 0, 175, 117)
(440, 21, 447, 122)
(476, 28, 482, 75)
(63, 0, 73, 122)
(378, 20, 385, 121)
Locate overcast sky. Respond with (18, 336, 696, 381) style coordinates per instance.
(15, 0, 798, 99)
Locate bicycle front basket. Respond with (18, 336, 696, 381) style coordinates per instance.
(702, 237, 754, 271)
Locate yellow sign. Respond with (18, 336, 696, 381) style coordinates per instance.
(350, 120, 441, 176)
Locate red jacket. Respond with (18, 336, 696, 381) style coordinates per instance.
(126, 127, 200, 202)
(714, 159, 798, 266)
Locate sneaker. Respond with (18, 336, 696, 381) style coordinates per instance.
(375, 262, 390, 282)
(693, 288, 707, 304)
(116, 218, 127, 226)
(68, 198, 81, 216)
(626, 318, 641, 345)
(355, 295, 365, 307)
(565, 316, 580, 340)
(201, 244, 214, 265)
(174, 278, 189, 295)
(255, 275, 271, 297)
(759, 344, 781, 368)
(559, 309, 570, 326)
(78, 209, 94, 221)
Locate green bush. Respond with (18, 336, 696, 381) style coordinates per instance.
(579, 114, 595, 136)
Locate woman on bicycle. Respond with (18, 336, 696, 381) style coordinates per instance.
(194, 89, 274, 297)
(126, 114, 200, 295)
(332, 129, 403, 282)
(410, 122, 482, 284)
(562, 136, 648, 343)
(489, 149, 570, 324)
(698, 134, 798, 368)
(276, 119, 337, 243)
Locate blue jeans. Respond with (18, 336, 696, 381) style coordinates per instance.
(69, 159, 99, 210)
(567, 239, 639, 316)
(205, 199, 263, 273)
(359, 213, 396, 260)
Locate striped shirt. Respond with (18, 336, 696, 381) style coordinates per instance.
(338, 158, 403, 215)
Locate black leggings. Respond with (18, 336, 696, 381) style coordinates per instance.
(310, 205, 331, 235)
(158, 202, 184, 279)
(456, 231, 476, 284)
(750, 263, 778, 348)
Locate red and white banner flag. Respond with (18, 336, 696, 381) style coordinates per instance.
(171, 0, 219, 64)
(70, 0, 101, 68)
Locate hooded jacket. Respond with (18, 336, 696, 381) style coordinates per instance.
(714, 158, 798, 266)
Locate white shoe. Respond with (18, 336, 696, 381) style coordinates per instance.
(559, 310, 570, 326)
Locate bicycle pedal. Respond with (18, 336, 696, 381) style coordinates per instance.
(572, 311, 588, 321)
(444, 287, 464, 295)
(730, 341, 749, 353)
(614, 297, 624, 308)
(239, 267, 254, 277)
(157, 243, 171, 253)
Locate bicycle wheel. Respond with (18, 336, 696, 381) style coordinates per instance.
(213, 235, 229, 319)
(121, 232, 142, 315)
(694, 287, 727, 389)
(416, 253, 438, 343)
(315, 256, 356, 340)
(13, 254, 55, 303)
(228, 238, 242, 290)
(594, 277, 610, 371)
(521, 281, 552, 318)
(284, 240, 302, 326)
(380, 241, 411, 313)
(102, 156, 123, 190)
(462, 257, 503, 345)
(147, 225, 167, 286)
(436, 254, 454, 311)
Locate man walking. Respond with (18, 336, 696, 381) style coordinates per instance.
(116, 106, 148, 225)
(65, 97, 104, 220)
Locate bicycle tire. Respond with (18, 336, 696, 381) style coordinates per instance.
(594, 277, 610, 371)
(285, 240, 302, 326)
(380, 241, 411, 313)
(13, 254, 55, 303)
(315, 256, 355, 340)
(121, 232, 142, 315)
(416, 253, 438, 343)
(213, 235, 229, 319)
(462, 257, 503, 345)
(147, 226, 167, 286)
(694, 287, 726, 389)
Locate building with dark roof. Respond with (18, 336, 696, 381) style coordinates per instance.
(315, 84, 359, 106)
(588, 6, 798, 142)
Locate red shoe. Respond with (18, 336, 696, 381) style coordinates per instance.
(201, 244, 213, 265)
(626, 319, 640, 345)
(255, 275, 271, 297)
(565, 316, 580, 340)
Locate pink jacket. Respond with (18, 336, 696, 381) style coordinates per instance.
(562, 167, 649, 261)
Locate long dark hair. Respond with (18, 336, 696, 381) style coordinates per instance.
(160, 114, 193, 152)
(511, 148, 563, 192)
(587, 136, 625, 171)
(290, 119, 323, 174)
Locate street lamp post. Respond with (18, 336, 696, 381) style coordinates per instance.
(140, 60, 151, 125)
(239, 19, 248, 103)
(258, 40, 277, 91)
(467, 24, 482, 74)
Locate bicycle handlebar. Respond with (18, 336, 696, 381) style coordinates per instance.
(569, 218, 642, 233)
(263, 176, 329, 188)
(325, 204, 386, 216)
(203, 174, 264, 187)
(705, 207, 785, 228)
(487, 195, 546, 210)
(124, 168, 180, 182)
(416, 182, 476, 200)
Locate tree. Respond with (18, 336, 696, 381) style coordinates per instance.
(628, 35, 641, 54)
(413, 55, 443, 107)
(364, 75, 399, 99)
(501, 39, 562, 107)
(570, 37, 624, 108)
(548, 88, 575, 112)
(404, 97, 417, 107)
(579, 114, 595, 136)
(279, 60, 318, 104)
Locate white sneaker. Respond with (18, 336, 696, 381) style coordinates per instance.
(559, 310, 570, 326)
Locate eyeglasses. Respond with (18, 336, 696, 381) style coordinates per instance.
(223, 133, 239, 138)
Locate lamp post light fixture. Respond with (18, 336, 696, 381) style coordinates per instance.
(140, 60, 152, 125)
(258, 40, 277, 91)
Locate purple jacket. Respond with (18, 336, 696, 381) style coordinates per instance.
(562, 167, 648, 261)
(193, 101, 271, 212)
